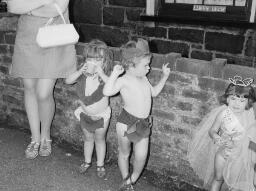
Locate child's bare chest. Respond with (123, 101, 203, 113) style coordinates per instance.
(84, 77, 100, 96)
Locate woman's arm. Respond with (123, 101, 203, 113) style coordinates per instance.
(30, 0, 69, 18)
(7, 0, 52, 14)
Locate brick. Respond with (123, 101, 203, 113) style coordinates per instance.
(205, 32, 244, 54)
(152, 109, 175, 121)
(70, 0, 102, 24)
(3, 78, 21, 87)
(191, 44, 203, 49)
(198, 77, 227, 93)
(0, 16, 18, 31)
(142, 26, 167, 38)
(2, 55, 12, 63)
(3, 95, 22, 106)
(245, 31, 256, 57)
(126, 8, 143, 21)
(168, 28, 204, 43)
(103, 7, 124, 27)
(176, 58, 210, 76)
(149, 39, 189, 57)
(176, 102, 193, 111)
(181, 116, 201, 126)
(79, 24, 129, 47)
(0, 65, 8, 74)
(167, 72, 194, 85)
(75, 43, 85, 56)
(182, 88, 209, 102)
(223, 64, 256, 83)
(160, 84, 176, 97)
(165, 52, 181, 71)
(0, 31, 4, 43)
(209, 58, 226, 78)
(0, 44, 8, 54)
(109, 0, 145, 7)
(151, 53, 166, 69)
(4, 32, 15, 44)
(215, 53, 253, 67)
(191, 50, 212, 61)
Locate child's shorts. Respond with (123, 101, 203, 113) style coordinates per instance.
(74, 106, 111, 133)
(117, 109, 152, 143)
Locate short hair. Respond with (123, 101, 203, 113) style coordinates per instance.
(82, 39, 113, 75)
(219, 83, 256, 109)
(120, 38, 151, 70)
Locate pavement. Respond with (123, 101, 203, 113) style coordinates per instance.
(0, 124, 170, 191)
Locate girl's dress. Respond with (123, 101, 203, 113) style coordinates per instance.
(10, 9, 76, 78)
(188, 105, 256, 191)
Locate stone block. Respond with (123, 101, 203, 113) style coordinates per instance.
(126, 8, 143, 21)
(0, 31, 4, 43)
(165, 52, 181, 71)
(79, 24, 129, 47)
(191, 50, 212, 61)
(176, 102, 193, 111)
(152, 109, 175, 121)
(4, 32, 15, 44)
(0, 16, 18, 31)
(167, 72, 194, 85)
(0, 44, 8, 54)
(142, 26, 167, 38)
(198, 77, 227, 93)
(149, 39, 189, 57)
(176, 58, 210, 77)
(182, 88, 209, 102)
(109, 0, 145, 7)
(215, 53, 253, 67)
(245, 30, 256, 57)
(205, 32, 244, 54)
(69, 0, 102, 24)
(103, 7, 124, 27)
(151, 53, 166, 69)
(168, 28, 204, 43)
(209, 58, 226, 78)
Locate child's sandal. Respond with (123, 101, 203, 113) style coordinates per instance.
(119, 174, 134, 191)
(25, 142, 40, 159)
(39, 139, 52, 157)
(96, 166, 106, 178)
(79, 162, 91, 174)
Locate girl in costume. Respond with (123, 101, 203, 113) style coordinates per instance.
(188, 76, 256, 191)
(66, 39, 112, 178)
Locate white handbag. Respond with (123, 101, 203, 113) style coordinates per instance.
(36, 3, 79, 48)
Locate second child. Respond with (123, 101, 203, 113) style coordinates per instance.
(66, 39, 112, 178)
(103, 38, 170, 190)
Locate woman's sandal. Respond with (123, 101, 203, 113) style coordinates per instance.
(39, 139, 52, 157)
(96, 166, 106, 178)
(119, 174, 134, 191)
(79, 162, 91, 174)
(25, 142, 40, 159)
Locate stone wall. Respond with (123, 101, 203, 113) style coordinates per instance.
(70, 0, 256, 67)
(1, 8, 256, 189)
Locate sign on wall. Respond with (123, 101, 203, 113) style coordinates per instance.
(146, 0, 256, 23)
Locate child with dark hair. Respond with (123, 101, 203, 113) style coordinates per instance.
(66, 39, 113, 178)
(188, 76, 256, 191)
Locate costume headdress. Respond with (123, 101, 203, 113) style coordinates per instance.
(226, 75, 254, 97)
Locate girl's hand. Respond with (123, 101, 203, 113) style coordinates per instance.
(112, 64, 124, 76)
(162, 63, 170, 77)
(78, 63, 88, 75)
(95, 64, 104, 76)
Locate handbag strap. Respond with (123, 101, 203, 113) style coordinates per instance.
(45, 3, 66, 26)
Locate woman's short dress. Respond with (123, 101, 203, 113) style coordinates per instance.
(10, 10, 77, 78)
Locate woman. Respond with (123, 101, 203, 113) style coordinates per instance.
(7, 0, 77, 159)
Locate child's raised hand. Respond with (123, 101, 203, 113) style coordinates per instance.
(162, 63, 170, 77)
(112, 64, 124, 76)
